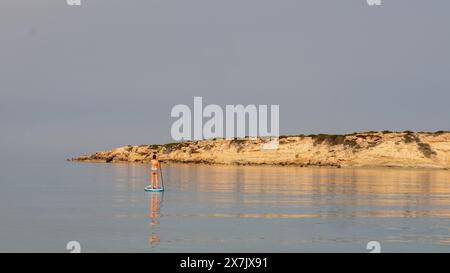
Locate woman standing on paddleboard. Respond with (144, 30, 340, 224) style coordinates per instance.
(150, 154, 160, 189)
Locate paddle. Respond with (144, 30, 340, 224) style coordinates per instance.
(159, 161, 165, 190)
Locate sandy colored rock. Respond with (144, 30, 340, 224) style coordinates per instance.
(70, 131, 450, 169)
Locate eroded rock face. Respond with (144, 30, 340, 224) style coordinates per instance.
(70, 132, 450, 169)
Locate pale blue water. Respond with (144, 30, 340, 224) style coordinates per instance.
(1, 161, 450, 252)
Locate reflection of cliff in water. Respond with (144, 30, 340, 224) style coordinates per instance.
(168, 163, 450, 219)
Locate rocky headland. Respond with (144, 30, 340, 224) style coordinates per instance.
(70, 131, 450, 169)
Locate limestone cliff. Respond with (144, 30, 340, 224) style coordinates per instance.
(70, 131, 450, 169)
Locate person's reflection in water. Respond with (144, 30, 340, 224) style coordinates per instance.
(148, 192, 163, 247)
(148, 233, 160, 246)
(149, 193, 161, 225)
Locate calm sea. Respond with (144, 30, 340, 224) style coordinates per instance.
(1, 161, 450, 252)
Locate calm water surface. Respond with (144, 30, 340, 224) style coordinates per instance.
(1, 162, 450, 252)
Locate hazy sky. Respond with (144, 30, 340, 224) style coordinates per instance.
(1, 0, 450, 161)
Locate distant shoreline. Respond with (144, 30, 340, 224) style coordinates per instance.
(70, 131, 450, 170)
(70, 160, 450, 172)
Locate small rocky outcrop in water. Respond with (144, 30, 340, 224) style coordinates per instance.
(70, 131, 450, 169)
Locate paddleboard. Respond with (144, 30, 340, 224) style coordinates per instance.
(145, 186, 164, 192)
